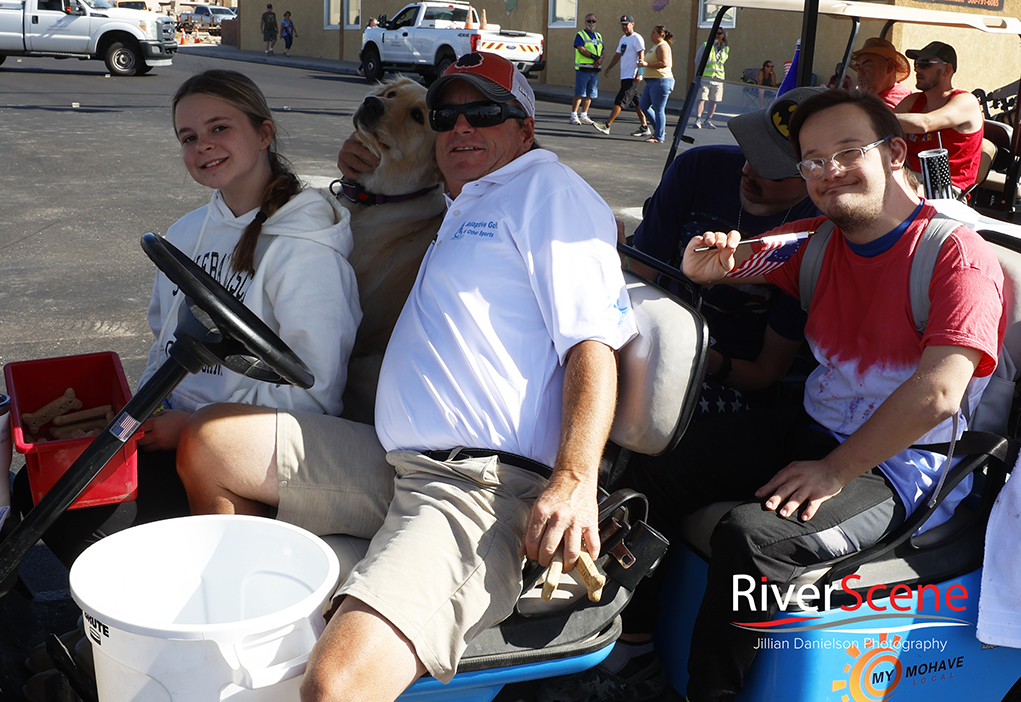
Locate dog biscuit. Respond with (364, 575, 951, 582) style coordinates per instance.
(50, 417, 110, 441)
(541, 553, 564, 601)
(22, 389, 83, 434)
(576, 552, 606, 603)
(52, 405, 113, 427)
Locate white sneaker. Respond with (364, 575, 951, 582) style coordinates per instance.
(569, 114, 583, 125)
(578, 113, 595, 125)
(705, 120, 717, 129)
(592, 121, 611, 135)
(631, 125, 652, 137)
(693, 120, 703, 129)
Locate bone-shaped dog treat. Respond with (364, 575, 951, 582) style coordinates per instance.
(541, 553, 564, 601)
(576, 552, 606, 602)
(50, 416, 111, 440)
(51, 404, 113, 427)
(22, 389, 83, 434)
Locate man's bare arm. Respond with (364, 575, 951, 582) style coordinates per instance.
(520, 340, 617, 572)
(756, 344, 982, 521)
(709, 327, 803, 394)
(896, 92, 984, 135)
(603, 52, 622, 76)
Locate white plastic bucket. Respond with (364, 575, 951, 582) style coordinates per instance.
(69, 515, 340, 702)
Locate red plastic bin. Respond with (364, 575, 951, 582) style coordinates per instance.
(4, 352, 140, 510)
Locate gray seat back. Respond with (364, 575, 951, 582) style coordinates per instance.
(610, 271, 709, 457)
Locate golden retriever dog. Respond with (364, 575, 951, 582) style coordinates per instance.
(337, 76, 447, 422)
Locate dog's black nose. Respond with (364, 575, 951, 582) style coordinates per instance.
(354, 95, 385, 131)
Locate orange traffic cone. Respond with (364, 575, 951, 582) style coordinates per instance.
(465, 6, 474, 28)
(194, 33, 200, 43)
(480, 8, 487, 28)
(179, 32, 186, 44)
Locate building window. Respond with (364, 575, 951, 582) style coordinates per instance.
(549, 0, 576, 28)
(325, 0, 339, 28)
(345, 0, 360, 28)
(699, 1, 737, 29)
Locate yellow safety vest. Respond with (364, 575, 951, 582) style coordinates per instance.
(701, 42, 728, 80)
(575, 30, 603, 70)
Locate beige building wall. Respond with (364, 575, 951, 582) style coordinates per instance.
(246, 0, 1021, 98)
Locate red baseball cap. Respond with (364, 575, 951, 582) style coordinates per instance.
(426, 52, 535, 118)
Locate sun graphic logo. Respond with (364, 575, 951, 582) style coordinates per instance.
(831, 633, 903, 702)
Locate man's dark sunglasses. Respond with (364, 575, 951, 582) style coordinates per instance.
(429, 101, 528, 132)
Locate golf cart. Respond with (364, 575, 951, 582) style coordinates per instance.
(633, 1, 1021, 700)
(0, 232, 711, 701)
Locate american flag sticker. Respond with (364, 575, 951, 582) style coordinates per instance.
(726, 230, 811, 278)
(109, 411, 141, 443)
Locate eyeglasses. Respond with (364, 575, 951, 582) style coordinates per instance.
(429, 101, 528, 132)
(913, 58, 947, 70)
(796, 136, 892, 181)
(765, 64, 774, 68)
(585, 19, 596, 23)
(716, 31, 724, 35)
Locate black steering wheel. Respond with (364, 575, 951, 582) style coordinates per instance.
(140, 232, 314, 389)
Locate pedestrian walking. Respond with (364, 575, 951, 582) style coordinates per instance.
(281, 11, 297, 56)
(261, 3, 277, 55)
(638, 25, 674, 143)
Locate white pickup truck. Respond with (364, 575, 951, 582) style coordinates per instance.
(360, 0, 544, 84)
(0, 0, 177, 75)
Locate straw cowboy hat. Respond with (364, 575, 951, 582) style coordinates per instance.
(851, 37, 911, 83)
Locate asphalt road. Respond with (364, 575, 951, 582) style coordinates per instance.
(0, 51, 729, 701)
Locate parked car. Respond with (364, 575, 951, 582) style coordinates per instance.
(177, 4, 234, 34)
(360, 0, 544, 84)
(0, 0, 177, 75)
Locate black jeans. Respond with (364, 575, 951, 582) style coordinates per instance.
(624, 406, 904, 702)
(13, 449, 190, 568)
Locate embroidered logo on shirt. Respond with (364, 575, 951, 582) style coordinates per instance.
(452, 220, 498, 240)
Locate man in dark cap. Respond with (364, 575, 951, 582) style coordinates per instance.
(260, 3, 277, 54)
(895, 41, 984, 194)
(591, 14, 650, 136)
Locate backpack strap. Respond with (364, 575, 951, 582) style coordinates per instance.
(798, 221, 835, 312)
(798, 214, 963, 325)
(907, 213, 961, 333)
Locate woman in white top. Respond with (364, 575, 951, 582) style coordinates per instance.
(638, 25, 675, 143)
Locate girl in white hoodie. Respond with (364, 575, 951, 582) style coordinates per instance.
(19, 70, 361, 568)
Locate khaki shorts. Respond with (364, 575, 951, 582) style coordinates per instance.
(700, 80, 724, 102)
(274, 411, 548, 683)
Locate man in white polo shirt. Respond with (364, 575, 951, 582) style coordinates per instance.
(176, 51, 637, 702)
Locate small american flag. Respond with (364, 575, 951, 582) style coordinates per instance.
(108, 411, 141, 443)
(726, 230, 811, 278)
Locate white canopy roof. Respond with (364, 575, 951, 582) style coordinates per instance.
(722, 0, 1021, 34)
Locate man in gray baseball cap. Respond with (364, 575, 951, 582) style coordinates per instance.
(727, 86, 826, 179)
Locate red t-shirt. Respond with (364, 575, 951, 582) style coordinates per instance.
(904, 90, 984, 192)
(764, 205, 1004, 441)
(877, 82, 911, 109)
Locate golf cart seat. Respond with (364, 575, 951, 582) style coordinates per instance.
(320, 270, 708, 700)
(659, 229, 1021, 702)
(976, 120, 1015, 195)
